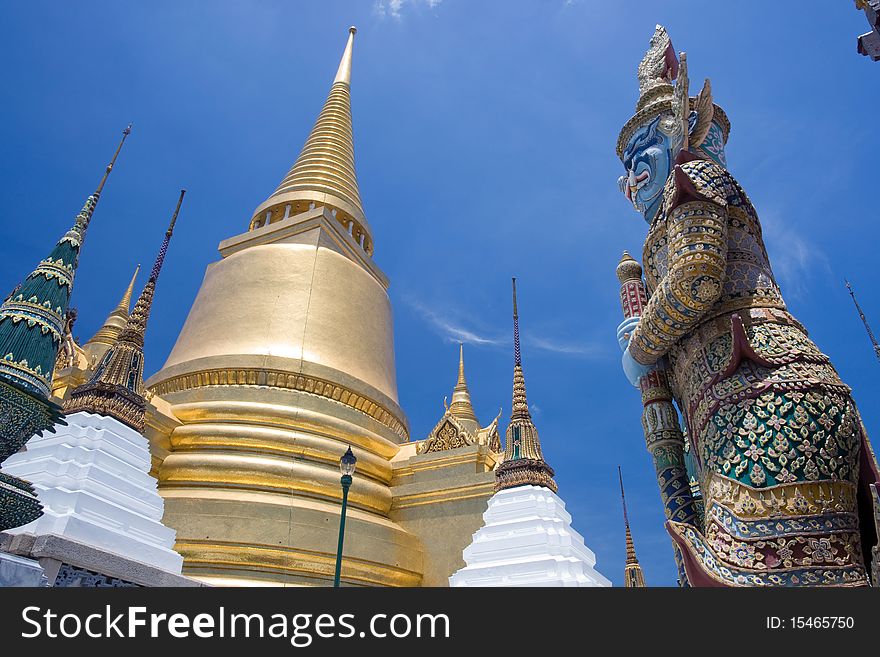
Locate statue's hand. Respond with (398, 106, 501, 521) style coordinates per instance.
(616, 316, 641, 352)
(621, 346, 655, 388)
(616, 316, 657, 387)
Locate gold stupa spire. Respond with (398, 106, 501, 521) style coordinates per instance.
(83, 264, 140, 358)
(494, 278, 557, 493)
(65, 191, 185, 431)
(334, 26, 356, 85)
(250, 26, 372, 254)
(116, 265, 140, 314)
(448, 342, 479, 425)
(619, 466, 647, 587)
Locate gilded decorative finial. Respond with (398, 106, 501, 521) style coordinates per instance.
(616, 251, 643, 284)
(495, 278, 557, 493)
(618, 466, 646, 587)
(845, 279, 880, 362)
(449, 342, 479, 424)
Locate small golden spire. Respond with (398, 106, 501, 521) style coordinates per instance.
(457, 342, 466, 385)
(83, 264, 140, 359)
(117, 264, 140, 315)
(448, 342, 479, 425)
(619, 466, 647, 587)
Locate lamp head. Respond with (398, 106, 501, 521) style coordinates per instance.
(340, 446, 357, 476)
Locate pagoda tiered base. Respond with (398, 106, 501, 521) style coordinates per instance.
(449, 485, 611, 587)
(1, 411, 183, 574)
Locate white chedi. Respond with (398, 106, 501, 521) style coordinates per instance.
(449, 484, 611, 587)
(2, 411, 183, 574)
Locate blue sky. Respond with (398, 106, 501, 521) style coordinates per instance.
(1, 1, 877, 586)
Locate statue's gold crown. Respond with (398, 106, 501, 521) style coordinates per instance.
(617, 25, 730, 160)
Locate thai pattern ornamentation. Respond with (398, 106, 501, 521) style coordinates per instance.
(616, 26, 879, 586)
(53, 563, 140, 588)
(0, 378, 58, 530)
(418, 343, 502, 455)
(872, 483, 880, 585)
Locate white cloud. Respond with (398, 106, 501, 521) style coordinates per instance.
(404, 296, 606, 359)
(405, 297, 506, 346)
(526, 334, 606, 358)
(760, 210, 831, 299)
(375, 0, 443, 20)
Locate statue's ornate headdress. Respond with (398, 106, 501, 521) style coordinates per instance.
(616, 25, 730, 160)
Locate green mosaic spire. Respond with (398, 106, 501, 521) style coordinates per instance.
(0, 125, 131, 532)
(0, 125, 130, 399)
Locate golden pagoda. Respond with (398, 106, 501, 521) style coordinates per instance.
(145, 27, 424, 586)
(39, 27, 507, 587)
(618, 467, 646, 587)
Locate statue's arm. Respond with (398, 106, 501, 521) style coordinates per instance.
(628, 165, 729, 365)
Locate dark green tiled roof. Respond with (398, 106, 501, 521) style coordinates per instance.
(0, 196, 96, 398)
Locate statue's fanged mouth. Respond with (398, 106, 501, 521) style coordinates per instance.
(625, 169, 649, 202)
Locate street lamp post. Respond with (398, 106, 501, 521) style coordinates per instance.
(333, 446, 357, 587)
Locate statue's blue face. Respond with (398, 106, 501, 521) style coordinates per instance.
(618, 116, 678, 224)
